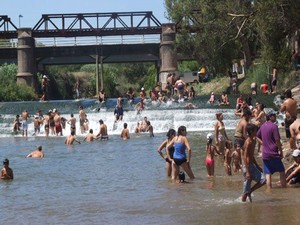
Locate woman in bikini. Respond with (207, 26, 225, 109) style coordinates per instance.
(205, 133, 219, 177)
(214, 112, 229, 155)
(166, 126, 195, 180)
(157, 129, 176, 177)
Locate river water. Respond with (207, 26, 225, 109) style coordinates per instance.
(1, 97, 300, 225)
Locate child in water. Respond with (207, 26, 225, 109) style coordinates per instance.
(205, 133, 219, 177)
(209, 92, 215, 104)
(224, 140, 232, 176)
(232, 142, 242, 173)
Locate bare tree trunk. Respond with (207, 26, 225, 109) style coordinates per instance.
(239, 35, 253, 69)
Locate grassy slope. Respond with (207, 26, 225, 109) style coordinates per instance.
(193, 70, 300, 96)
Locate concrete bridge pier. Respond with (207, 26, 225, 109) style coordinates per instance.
(17, 28, 37, 89)
(160, 23, 177, 89)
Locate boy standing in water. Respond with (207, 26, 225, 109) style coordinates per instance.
(1, 159, 13, 180)
(242, 124, 266, 202)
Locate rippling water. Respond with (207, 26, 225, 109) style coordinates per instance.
(0, 97, 299, 225)
(1, 131, 300, 225)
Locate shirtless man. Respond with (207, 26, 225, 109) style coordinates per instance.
(289, 119, 300, 150)
(84, 129, 99, 142)
(98, 89, 106, 103)
(234, 109, 252, 150)
(1, 159, 13, 180)
(54, 111, 63, 136)
(96, 119, 109, 140)
(26, 145, 44, 158)
(43, 111, 50, 137)
(33, 116, 42, 136)
(146, 121, 154, 137)
(140, 117, 149, 132)
(79, 106, 86, 134)
(126, 88, 135, 104)
(242, 124, 265, 202)
(65, 131, 81, 145)
(68, 113, 76, 135)
(13, 114, 21, 133)
(117, 96, 123, 108)
(121, 123, 130, 140)
(21, 109, 29, 137)
(280, 89, 297, 149)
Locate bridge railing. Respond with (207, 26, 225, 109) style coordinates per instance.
(0, 35, 160, 48)
(35, 34, 160, 47)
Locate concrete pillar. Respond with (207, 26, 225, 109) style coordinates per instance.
(17, 28, 36, 88)
(160, 23, 177, 89)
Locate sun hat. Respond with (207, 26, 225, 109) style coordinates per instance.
(267, 110, 277, 117)
(207, 133, 213, 140)
(292, 149, 300, 157)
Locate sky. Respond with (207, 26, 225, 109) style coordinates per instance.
(1, 0, 168, 28)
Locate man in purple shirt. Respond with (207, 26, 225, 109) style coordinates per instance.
(256, 110, 286, 189)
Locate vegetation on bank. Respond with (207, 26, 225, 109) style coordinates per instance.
(1, 1, 300, 101)
(0, 61, 299, 102)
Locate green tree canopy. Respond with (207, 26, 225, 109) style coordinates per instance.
(165, 0, 300, 72)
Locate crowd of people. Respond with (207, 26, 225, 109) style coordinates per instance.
(155, 88, 300, 202)
(3, 87, 300, 204)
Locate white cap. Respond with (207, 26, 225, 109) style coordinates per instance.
(292, 149, 300, 157)
(43, 75, 47, 79)
(53, 108, 57, 112)
(207, 133, 213, 140)
(141, 87, 144, 91)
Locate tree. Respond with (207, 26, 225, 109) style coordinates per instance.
(165, 0, 300, 72)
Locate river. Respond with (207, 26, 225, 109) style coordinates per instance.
(1, 96, 299, 225)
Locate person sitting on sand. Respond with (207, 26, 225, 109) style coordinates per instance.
(285, 149, 300, 185)
(26, 145, 44, 158)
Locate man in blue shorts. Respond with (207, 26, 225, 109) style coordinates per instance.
(257, 110, 286, 189)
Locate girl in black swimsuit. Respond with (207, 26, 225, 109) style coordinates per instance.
(157, 129, 176, 177)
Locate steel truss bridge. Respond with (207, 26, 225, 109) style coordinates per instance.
(0, 11, 201, 39)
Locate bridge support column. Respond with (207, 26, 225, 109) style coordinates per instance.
(17, 28, 36, 88)
(160, 23, 177, 89)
